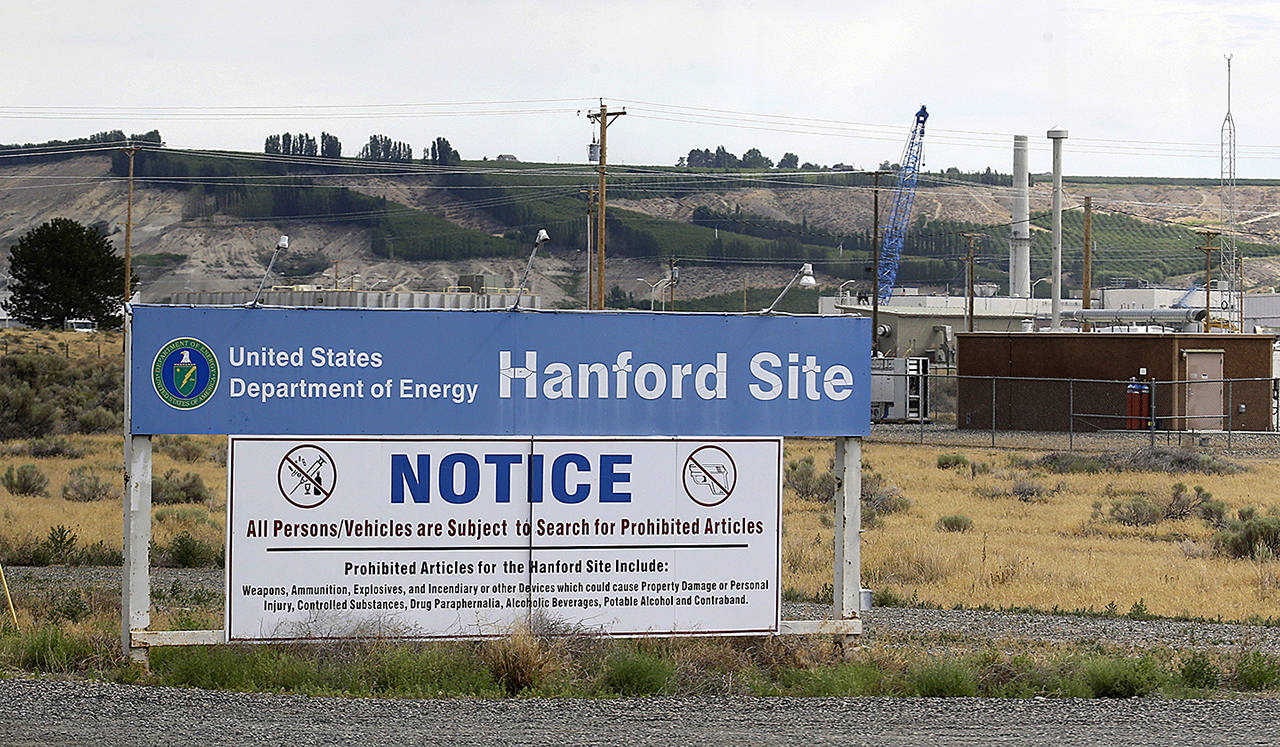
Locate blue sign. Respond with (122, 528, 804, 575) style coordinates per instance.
(128, 305, 870, 437)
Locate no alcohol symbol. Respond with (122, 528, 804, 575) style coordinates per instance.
(683, 445, 737, 507)
(277, 444, 336, 509)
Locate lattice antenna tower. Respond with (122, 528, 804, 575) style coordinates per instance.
(1220, 53, 1240, 328)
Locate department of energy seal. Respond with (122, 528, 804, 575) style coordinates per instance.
(152, 337, 219, 410)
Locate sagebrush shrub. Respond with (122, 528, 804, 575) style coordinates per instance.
(936, 514, 973, 533)
(152, 469, 212, 505)
(61, 466, 117, 502)
(784, 456, 836, 502)
(1, 464, 49, 496)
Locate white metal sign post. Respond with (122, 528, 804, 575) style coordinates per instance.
(122, 306, 869, 659)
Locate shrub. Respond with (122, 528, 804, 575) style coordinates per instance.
(1, 464, 49, 496)
(1234, 652, 1280, 691)
(44, 525, 78, 562)
(1199, 499, 1228, 528)
(1212, 516, 1280, 559)
(1083, 656, 1165, 698)
(862, 471, 910, 515)
(0, 535, 52, 566)
(71, 540, 122, 566)
(1011, 477, 1052, 503)
(0, 382, 58, 439)
(936, 453, 969, 470)
(157, 532, 221, 568)
(1179, 652, 1221, 690)
(784, 456, 836, 502)
(75, 406, 118, 433)
(21, 436, 84, 458)
(61, 466, 117, 502)
(908, 659, 978, 697)
(603, 648, 673, 695)
(1034, 452, 1107, 474)
(1114, 446, 1242, 475)
(155, 435, 207, 463)
(936, 514, 973, 533)
(1109, 496, 1163, 527)
(152, 469, 212, 505)
(1164, 483, 1210, 520)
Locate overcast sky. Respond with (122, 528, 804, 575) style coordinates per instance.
(5, 1, 1278, 177)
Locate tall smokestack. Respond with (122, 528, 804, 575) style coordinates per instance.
(1010, 136, 1031, 298)
(1047, 128, 1069, 331)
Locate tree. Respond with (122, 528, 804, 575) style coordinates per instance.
(3, 218, 136, 329)
(711, 146, 739, 169)
(778, 152, 799, 169)
(320, 132, 341, 158)
(740, 148, 773, 169)
(429, 137, 459, 165)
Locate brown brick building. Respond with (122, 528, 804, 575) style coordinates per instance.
(956, 333, 1274, 432)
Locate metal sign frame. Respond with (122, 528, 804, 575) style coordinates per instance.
(122, 305, 865, 661)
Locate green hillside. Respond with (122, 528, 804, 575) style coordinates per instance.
(71, 146, 1279, 293)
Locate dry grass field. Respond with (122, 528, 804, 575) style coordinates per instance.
(785, 439, 1280, 622)
(1, 420, 1278, 622)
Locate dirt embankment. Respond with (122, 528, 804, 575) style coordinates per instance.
(5, 155, 1280, 302)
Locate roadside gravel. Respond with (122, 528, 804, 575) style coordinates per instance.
(4, 677, 1280, 746)
(11, 566, 1280, 744)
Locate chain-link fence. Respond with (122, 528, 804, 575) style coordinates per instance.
(870, 369, 1280, 454)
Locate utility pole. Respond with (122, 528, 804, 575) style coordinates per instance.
(580, 188, 596, 308)
(1082, 196, 1092, 332)
(963, 233, 983, 332)
(871, 171, 886, 352)
(123, 141, 139, 304)
(587, 101, 625, 309)
(1200, 230, 1219, 329)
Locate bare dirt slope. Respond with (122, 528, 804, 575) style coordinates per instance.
(3, 155, 1280, 304)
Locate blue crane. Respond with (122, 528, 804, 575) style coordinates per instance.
(877, 105, 929, 302)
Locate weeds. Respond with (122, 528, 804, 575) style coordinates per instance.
(482, 627, 560, 695)
(937, 454, 969, 470)
(908, 659, 978, 697)
(1179, 651, 1221, 690)
(603, 647, 674, 695)
(1234, 652, 1280, 690)
(1083, 655, 1166, 697)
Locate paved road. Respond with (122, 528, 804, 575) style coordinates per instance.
(4, 678, 1280, 746)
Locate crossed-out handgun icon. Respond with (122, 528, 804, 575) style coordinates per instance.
(688, 462, 729, 495)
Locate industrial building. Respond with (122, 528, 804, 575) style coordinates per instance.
(955, 332, 1273, 432)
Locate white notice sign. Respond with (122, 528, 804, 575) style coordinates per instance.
(226, 436, 781, 640)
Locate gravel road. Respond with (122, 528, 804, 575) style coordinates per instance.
(4, 678, 1280, 746)
(11, 566, 1280, 744)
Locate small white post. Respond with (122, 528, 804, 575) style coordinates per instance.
(121, 308, 152, 664)
(832, 436, 862, 621)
